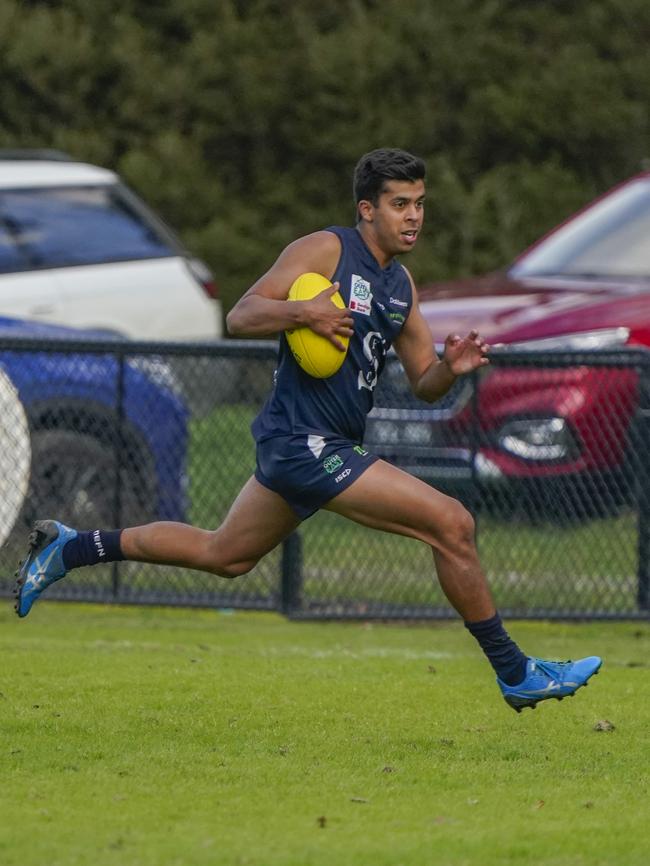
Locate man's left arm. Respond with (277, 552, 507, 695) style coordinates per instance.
(393, 275, 489, 404)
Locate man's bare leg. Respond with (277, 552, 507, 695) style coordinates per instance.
(14, 477, 300, 617)
(324, 460, 602, 710)
(121, 476, 301, 576)
(324, 459, 494, 621)
(324, 459, 529, 686)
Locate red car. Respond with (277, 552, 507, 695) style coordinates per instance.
(365, 171, 650, 517)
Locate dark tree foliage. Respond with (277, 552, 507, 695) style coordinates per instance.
(1, 0, 648, 313)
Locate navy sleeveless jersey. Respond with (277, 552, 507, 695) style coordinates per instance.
(251, 226, 413, 443)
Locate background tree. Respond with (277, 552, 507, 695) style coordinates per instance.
(1, 0, 648, 316)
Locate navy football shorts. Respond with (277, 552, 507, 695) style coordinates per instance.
(254, 433, 379, 519)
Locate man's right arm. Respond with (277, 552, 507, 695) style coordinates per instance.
(225, 231, 354, 350)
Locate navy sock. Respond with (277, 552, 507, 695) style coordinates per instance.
(465, 613, 528, 685)
(62, 529, 125, 571)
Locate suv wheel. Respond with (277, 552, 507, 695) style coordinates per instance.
(17, 429, 157, 533)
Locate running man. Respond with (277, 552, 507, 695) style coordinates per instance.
(13, 148, 601, 712)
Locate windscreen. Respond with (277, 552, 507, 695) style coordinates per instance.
(0, 185, 175, 273)
(510, 177, 650, 280)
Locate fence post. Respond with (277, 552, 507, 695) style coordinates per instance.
(111, 351, 126, 601)
(468, 368, 481, 535)
(636, 361, 650, 610)
(281, 531, 303, 614)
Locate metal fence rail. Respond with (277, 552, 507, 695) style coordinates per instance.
(0, 335, 648, 620)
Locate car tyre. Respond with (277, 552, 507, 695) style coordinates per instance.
(15, 428, 157, 535)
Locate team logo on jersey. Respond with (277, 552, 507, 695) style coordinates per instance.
(358, 331, 386, 392)
(349, 275, 373, 316)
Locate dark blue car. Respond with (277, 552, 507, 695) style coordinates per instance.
(0, 316, 188, 547)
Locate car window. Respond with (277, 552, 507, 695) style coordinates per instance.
(0, 185, 175, 273)
(511, 177, 650, 280)
(0, 220, 29, 272)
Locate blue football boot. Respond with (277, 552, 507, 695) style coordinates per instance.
(498, 655, 602, 712)
(13, 520, 78, 618)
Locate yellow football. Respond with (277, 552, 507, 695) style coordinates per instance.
(285, 273, 350, 378)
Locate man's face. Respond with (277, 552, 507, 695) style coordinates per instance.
(360, 179, 425, 256)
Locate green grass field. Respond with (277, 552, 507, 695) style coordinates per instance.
(2, 603, 649, 866)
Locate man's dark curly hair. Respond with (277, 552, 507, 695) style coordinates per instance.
(353, 148, 426, 215)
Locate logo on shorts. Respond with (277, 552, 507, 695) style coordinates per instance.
(323, 454, 344, 474)
(389, 296, 408, 308)
(308, 434, 326, 459)
(353, 445, 368, 456)
(349, 275, 373, 316)
(335, 468, 352, 483)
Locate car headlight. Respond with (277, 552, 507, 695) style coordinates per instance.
(503, 327, 630, 352)
(497, 417, 578, 461)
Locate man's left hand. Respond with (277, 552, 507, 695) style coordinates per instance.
(443, 329, 490, 376)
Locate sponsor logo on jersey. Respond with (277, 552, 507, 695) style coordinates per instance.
(389, 311, 405, 324)
(350, 275, 373, 316)
(389, 296, 408, 308)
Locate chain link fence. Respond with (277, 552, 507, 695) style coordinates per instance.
(0, 335, 648, 620)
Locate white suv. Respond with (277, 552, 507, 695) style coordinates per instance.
(0, 150, 222, 339)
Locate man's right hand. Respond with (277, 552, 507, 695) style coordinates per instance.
(226, 231, 347, 340)
(302, 283, 354, 351)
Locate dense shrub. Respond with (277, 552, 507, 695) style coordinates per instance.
(1, 0, 648, 313)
